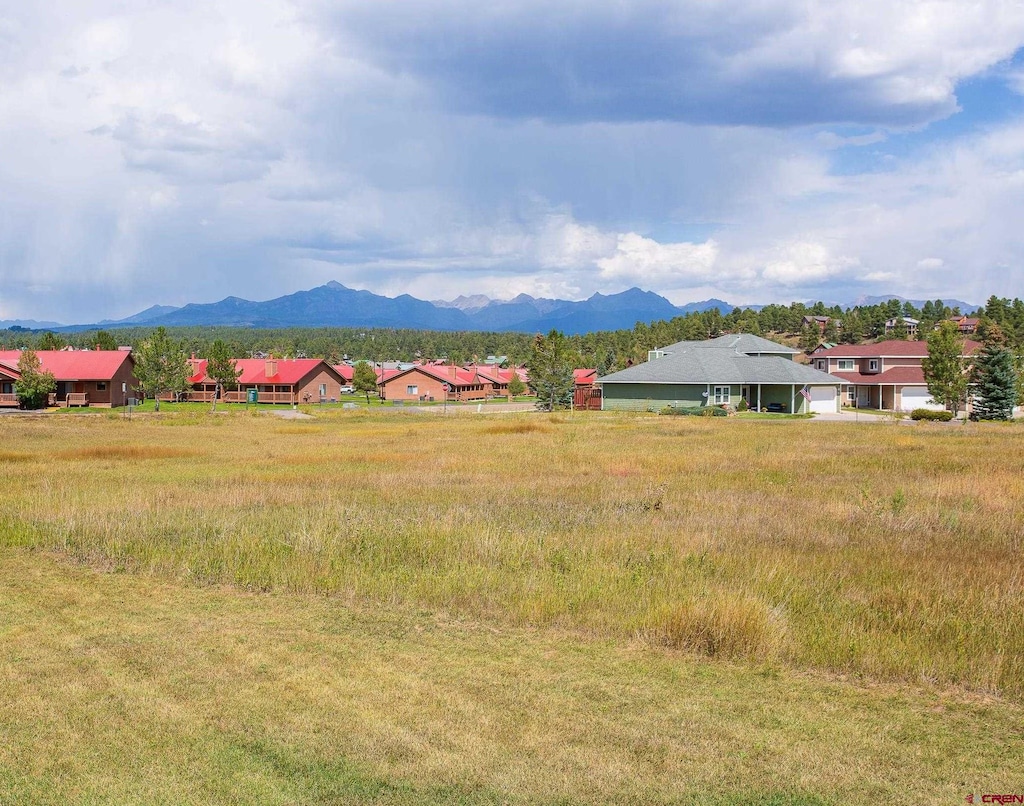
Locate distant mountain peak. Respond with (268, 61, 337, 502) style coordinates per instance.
(323, 280, 347, 291)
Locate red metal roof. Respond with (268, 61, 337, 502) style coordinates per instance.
(815, 339, 981, 358)
(332, 364, 354, 382)
(185, 357, 336, 386)
(832, 366, 927, 385)
(0, 350, 133, 381)
(0, 360, 21, 380)
(574, 368, 598, 384)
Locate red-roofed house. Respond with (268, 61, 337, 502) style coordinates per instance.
(810, 340, 981, 411)
(378, 364, 493, 402)
(176, 357, 348, 404)
(0, 361, 21, 407)
(948, 315, 981, 334)
(0, 349, 137, 408)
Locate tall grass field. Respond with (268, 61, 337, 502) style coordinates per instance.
(1, 409, 1022, 803)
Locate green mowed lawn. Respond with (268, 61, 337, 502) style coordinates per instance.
(1, 549, 1019, 805)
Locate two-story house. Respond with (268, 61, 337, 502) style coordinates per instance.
(811, 340, 980, 411)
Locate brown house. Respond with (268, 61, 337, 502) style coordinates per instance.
(0, 349, 137, 407)
(178, 357, 348, 404)
(811, 339, 980, 411)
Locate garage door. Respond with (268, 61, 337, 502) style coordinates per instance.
(808, 385, 837, 414)
(899, 386, 942, 411)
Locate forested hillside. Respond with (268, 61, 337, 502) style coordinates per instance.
(4, 295, 1023, 375)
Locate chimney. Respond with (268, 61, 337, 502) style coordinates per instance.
(266, 357, 277, 377)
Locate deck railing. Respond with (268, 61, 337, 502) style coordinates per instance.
(66, 393, 89, 407)
(0, 393, 18, 407)
(223, 390, 295, 404)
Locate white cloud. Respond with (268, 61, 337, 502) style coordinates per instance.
(596, 233, 719, 285)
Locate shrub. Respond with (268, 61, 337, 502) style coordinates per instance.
(737, 397, 749, 412)
(910, 408, 954, 422)
(661, 405, 728, 417)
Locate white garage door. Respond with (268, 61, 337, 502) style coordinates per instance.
(900, 386, 942, 411)
(808, 385, 837, 414)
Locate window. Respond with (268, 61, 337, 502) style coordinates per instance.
(868, 359, 879, 371)
(713, 386, 730, 405)
(406, 385, 418, 395)
(837, 359, 854, 371)
(847, 387, 856, 401)
(95, 382, 106, 391)
(319, 383, 327, 397)
(816, 360, 825, 370)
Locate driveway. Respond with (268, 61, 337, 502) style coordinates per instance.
(811, 410, 891, 423)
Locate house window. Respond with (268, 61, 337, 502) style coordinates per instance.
(406, 385, 418, 395)
(837, 359, 854, 371)
(868, 359, 879, 371)
(319, 383, 327, 397)
(847, 387, 856, 401)
(713, 386, 730, 405)
(96, 382, 106, 391)
(816, 360, 825, 370)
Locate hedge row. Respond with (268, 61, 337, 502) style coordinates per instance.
(661, 405, 729, 417)
(910, 408, 954, 421)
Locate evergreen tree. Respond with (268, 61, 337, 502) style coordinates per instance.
(37, 331, 66, 351)
(14, 349, 56, 409)
(799, 324, 819, 352)
(970, 326, 1017, 420)
(922, 322, 967, 416)
(94, 330, 118, 351)
(527, 330, 577, 411)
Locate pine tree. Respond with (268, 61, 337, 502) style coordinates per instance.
(527, 330, 576, 411)
(970, 327, 1017, 420)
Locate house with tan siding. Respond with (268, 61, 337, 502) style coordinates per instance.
(810, 340, 981, 411)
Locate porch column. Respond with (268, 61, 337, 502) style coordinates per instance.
(791, 386, 795, 414)
(706, 383, 710, 406)
(757, 385, 761, 411)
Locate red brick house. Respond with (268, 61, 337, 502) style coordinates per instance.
(0, 349, 137, 408)
(179, 357, 348, 404)
(0, 361, 20, 407)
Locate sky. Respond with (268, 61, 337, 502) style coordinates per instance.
(4, 1, 1024, 323)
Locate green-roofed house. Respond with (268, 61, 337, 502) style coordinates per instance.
(597, 334, 844, 414)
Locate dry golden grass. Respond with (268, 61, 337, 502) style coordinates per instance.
(1, 548, 1021, 805)
(2, 410, 1023, 701)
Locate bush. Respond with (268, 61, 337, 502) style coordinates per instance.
(661, 405, 728, 417)
(910, 408, 953, 421)
(737, 397, 749, 412)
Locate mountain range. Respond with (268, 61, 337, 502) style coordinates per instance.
(0, 283, 980, 335)
(11, 282, 731, 335)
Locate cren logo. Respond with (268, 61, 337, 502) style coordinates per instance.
(981, 796, 1024, 804)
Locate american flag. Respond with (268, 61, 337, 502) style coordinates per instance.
(799, 385, 812, 401)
